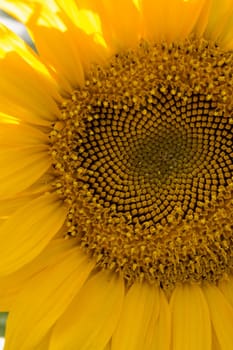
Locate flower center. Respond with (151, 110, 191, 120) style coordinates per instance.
(50, 37, 233, 291)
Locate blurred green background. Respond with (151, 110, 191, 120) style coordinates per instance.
(0, 313, 7, 337)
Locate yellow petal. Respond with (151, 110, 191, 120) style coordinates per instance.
(0, 288, 15, 312)
(0, 20, 60, 94)
(170, 283, 211, 350)
(4, 248, 94, 350)
(217, 13, 233, 49)
(1, 0, 62, 28)
(203, 283, 233, 350)
(34, 332, 51, 350)
(0, 194, 67, 275)
(0, 238, 77, 311)
(219, 276, 233, 308)
(112, 282, 156, 350)
(27, 25, 85, 92)
(0, 147, 51, 197)
(0, 193, 39, 220)
(193, 0, 212, 36)
(82, 0, 141, 49)
(204, 0, 233, 42)
(53, 0, 108, 53)
(0, 0, 37, 23)
(0, 49, 60, 125)
(56, 0, 101, 34)
(23, 172, 55, 196)
(0, 123, 47, 147)
(0, 112, 18, 124)
(212, 328, 222, 350)
(0, 22, 56, 83)
(141, 0, 207, 41)
(50, 270, 124, 350)
(145, 289, 171, 350)
(104, 341, 112, 350)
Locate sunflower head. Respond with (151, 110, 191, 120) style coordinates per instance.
(1, 1, 233, 349)
(48, 34, 233, 290)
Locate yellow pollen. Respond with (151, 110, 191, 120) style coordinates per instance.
(49, 37, 233, 291)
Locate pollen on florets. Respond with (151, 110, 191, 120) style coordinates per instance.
(49, 37, 233, 291)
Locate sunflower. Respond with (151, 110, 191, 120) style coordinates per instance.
(0, 0, 233, 349)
